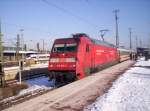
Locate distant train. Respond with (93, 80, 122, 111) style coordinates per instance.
(48, 33, 132, 83)
(26, 54, 50, 63)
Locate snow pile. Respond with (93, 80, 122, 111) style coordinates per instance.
(26, 76, 55, 87)
(135, 60, 150, 67)
(84, 59, 150, 111)
(19, 76, 54, 96)
(0, 77, 53, 105)
(18, 85, 50, 95)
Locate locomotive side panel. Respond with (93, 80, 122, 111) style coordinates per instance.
(91, 45, 119, 72)
(76, 37, 93, 79)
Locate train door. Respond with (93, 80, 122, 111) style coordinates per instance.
(83, 44, 91, 76)
(90, 45, 95, 73)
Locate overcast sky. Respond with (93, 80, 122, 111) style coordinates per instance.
(0, 0, 150, 50)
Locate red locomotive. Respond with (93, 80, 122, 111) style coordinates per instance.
(48, 33, 129, 83)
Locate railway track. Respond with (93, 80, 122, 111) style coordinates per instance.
(0, 77, 69, 110)
(0, 86, 54, 110)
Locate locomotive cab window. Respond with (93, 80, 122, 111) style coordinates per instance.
(53, 43, 77, 52)
(53, 44, 65, 52)
(66, 43, 77, 52)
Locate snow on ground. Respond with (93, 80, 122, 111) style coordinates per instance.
(135, 57, 150, 67)
(1, 76, 53, 103)
(18, 85, 50, 95)
(13, 75, 53, 97)
(20, 76, 54, 95)
(25, 76, 53, 87)
(84, 59, 150, 111)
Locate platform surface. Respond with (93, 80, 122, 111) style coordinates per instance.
(4, 60, 135, 111)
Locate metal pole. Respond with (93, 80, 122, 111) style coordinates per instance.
(16, 34, 20, 61)
(37, 42, 40, 52)
(136, 36, 138, 48)
(20, 29, 24, 60)
(140, 39, 142, 47)
(42, 39, 44, 53)
(113, 10, 119, 48)
(0, 20, 3, 61)
(0, 19, 5, 87)
(129, 28, 132, 49)
(19, 61, 21, 84)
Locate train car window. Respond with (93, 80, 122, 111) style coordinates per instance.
(86, 44, 89, 52)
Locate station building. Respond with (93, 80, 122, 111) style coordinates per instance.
(3, 46, 38, 62)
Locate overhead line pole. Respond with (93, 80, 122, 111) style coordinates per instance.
(43, 39, 44, 53)
(0, 20, 3, 62)
(20, 29, 24, 60)
(0, 19, 5, 87)
(129, 28, 132, 49)
(16, 34, 20, 61)
(113, 10, 119, 48)
(135, 36, 138, 49)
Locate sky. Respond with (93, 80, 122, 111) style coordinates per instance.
(0, 0, 150, 50)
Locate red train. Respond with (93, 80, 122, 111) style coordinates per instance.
(48, 33, 130, 83)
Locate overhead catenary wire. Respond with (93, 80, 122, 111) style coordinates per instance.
(41, 0, 100, 29)
(2, 22, 51, 35)
(2, 0, 101, 36)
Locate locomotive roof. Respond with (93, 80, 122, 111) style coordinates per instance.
(89, 38, 115, 48)
(72, 33, 116, 48)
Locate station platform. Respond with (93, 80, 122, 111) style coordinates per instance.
(4, 60, 135, 111)
(4, 63, 48, 80)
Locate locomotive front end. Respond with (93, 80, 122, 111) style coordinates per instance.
(48, 38, 78, 83)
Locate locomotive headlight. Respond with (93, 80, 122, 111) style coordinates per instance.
(49, 64, 53, 67)
(50, 58, 59, 62)
(66, 58, 76, 62)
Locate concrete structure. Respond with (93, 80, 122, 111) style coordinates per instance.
(4, 63, 48, 81)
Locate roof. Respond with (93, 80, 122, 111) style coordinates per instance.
(3, 50, 39, 54)
(73, 33, 116, 48)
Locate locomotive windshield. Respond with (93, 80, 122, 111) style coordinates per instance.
(53, 43, 77, 52)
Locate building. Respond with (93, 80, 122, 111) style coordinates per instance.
(3, 46, 38, 61)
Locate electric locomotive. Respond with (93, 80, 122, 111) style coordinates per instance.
(48, 33, 120, 83)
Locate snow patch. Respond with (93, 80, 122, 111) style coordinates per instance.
(25, 76, 55, 87)
(84, 59, 150, 111)
(19, 85, 51, 95)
